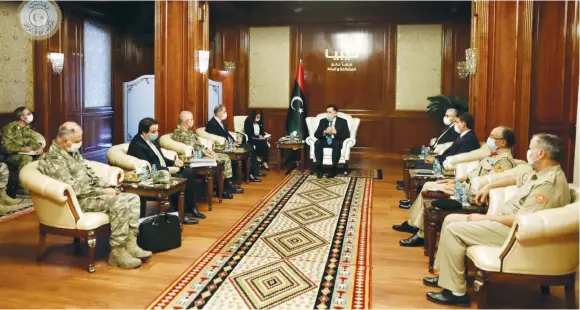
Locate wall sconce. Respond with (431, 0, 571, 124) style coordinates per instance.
(224, 61, 236, 72)
(457, 48, 476, 79)
(47, 53, 64, 74)
(196, 50, 210, 74)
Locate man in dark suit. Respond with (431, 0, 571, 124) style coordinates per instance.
(399, 112, 479, 209)
(206, 104, 262, 182)
(397, 108, 459, 190)
(314, 104, 351, 178)
(127, 117, 203, 225)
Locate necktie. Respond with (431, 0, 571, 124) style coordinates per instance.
(327, 122, 333, 145)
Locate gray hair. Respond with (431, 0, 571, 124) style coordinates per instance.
(56, 122, 82, 141)
(533, 133, 563, 162)
(213, 104, 225, 116)
(446, 108, 459, 116)
(179, 111, 193, 123)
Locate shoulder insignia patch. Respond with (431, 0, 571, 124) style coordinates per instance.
(535, 193, 548, 204)
(493, 166, 504, 173)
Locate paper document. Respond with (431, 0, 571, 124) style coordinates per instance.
(264, 133, 272, 139)
(189, 158, 217, 168)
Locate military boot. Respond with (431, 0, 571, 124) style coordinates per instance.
(0, 187, 21, 205)
(108, 246, 142, 269)
(125, 231, 152, 260)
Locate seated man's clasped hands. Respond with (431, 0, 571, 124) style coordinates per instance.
(38, 122, 151, 270)
(422, 133, 571, 306)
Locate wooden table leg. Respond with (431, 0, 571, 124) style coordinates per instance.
(300, 147, 305, 171)
(218, 171, 224, 203)
(276, 146, 281, 172)
(206, 174, 213, 211)
(428, 220, 438, 273)
(139, 197, 146, 217)
(178, 191, 185, 224)
(236, 160, 243, 186)
(424, 208, 429, 257)
(245, 158, 251, 182)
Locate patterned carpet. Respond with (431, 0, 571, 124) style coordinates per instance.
(149, 174, 373, 309)
(0, 198, 34, 223)
(292, 168, 383, 179)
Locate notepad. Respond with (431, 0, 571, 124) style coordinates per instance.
(189, 158, 217, 168)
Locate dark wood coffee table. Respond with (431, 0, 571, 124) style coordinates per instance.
(423, 197, 487, 273)
(402, 155, 422, 199)
(192, 162, 224, 211)
(121, 177, 186, 224)
(408, 170, 453, 203)
(276, 139, 305, 173)
(217, 148, 251, 184)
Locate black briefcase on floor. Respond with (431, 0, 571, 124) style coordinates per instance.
(137, 212, 181, 253)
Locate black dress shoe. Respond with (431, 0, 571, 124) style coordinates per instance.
(190, 210, 206, 219)
(327, 171, 337, 178)
(399, 203, 411, 209)
(392, 221, 419, 234)
(399, 199, 411, 205)
(221, 193, 234, 199)
(232, 187, 244, 194)
(399, 234, 424, 247)
(426, 289, 470, 307)
(423, 276, 439, 287)
(256, 172, 266, 177)
(183, 217, 199, 225)
(317, 171, 324, 178)
(250, 177, 261, 182)
(397, 185, 405, 191)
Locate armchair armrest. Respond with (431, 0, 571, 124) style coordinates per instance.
(435, 142, 453, 156)
(498, 203, 580, 275)
(342, 138, 356, 160)
(196, 127, 226, 145)
(487, 186, 519, 216)
(445, 144, 490, 168)
(306, 136, 317, 159)
(86, 161, 124, 186)
(160, 134, 191, 155)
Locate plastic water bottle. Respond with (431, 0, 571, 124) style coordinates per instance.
(151, 164, 157, 177)
(140, 165, 148, 182)
(454, 179, 461, 199)
(460, 183, 469, 207)
(433, 159, 442, 178)
(421, 145, 427, 158)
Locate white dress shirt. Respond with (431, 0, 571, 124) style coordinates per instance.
(460, 129, 471, 138)
(253, 123, 260, 136)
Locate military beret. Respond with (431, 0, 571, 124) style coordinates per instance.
(152, 170, 171, 184)
(421, 190, 451, 199)
(431, 198, 462, 210)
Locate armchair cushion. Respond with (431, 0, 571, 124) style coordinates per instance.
(76, 212, 110, 230)
(305, 112, 360, 165)
(466, 245, 502, 272)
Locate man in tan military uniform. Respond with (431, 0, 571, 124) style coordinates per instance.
(172, 111, 243, 198)
(423, 133, 571, 306)
(38, 122, 152, 269)
(395, 126, 518, 247)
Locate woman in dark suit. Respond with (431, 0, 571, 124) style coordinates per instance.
(244, 109, 270, 170)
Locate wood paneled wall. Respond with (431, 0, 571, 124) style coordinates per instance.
(211, 21, 471, 157)
(471, 0, 579, 181)
(31, 7, 153, 162)
(154, 0, 209, 135)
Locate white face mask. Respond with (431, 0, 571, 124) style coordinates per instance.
(221, 112, 228, 121)
(454, 123, 461, 133)
(25, 114, 33, 124)
(67, 141, 82, 153)
(527, 149, 541, 166)
(255, 118, 260, 122)
(443, 116, 452, 126)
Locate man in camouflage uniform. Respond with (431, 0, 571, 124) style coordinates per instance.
(423, 133, 571, 306)
(172, 111, 243, 198)
(1, 107, 45, 174)
(38, 122, 152, 269)
(395, 126, 518, 247)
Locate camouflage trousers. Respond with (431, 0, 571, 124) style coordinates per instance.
(79, 193, 140, 247)
(0, 163, 8, 188)
(215, 153, 233, 179)
(5, 154, 34, 172)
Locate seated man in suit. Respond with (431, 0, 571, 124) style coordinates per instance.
(1, 107, 45, 194)
(206, 104, 262, 182)
(396, 108, 459, 190)
(400, 112, 479, 208)
(396, 126, 518, 247)
(172, 111, 242, 199)
(39, 122, 151, 269)
(423, 133, 571, 306)
(128, 117, 203, 225)
(314, 104, 351, 178)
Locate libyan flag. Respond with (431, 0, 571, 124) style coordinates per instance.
(285, 60, 308, 138)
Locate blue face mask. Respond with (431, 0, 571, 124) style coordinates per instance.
(486, 137, 497, 151)
(148, 133, 158, 142)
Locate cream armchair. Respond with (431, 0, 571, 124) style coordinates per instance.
(20, 161, 123, 273)
(443, 142, 490, 169)
(107, 143, 179, 174)
(305, 112, 360, 170)
(466, 185, 579, 308)
(233, 116, 249, 143)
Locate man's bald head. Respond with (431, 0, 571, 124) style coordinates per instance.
(56, 122, 83, 143)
